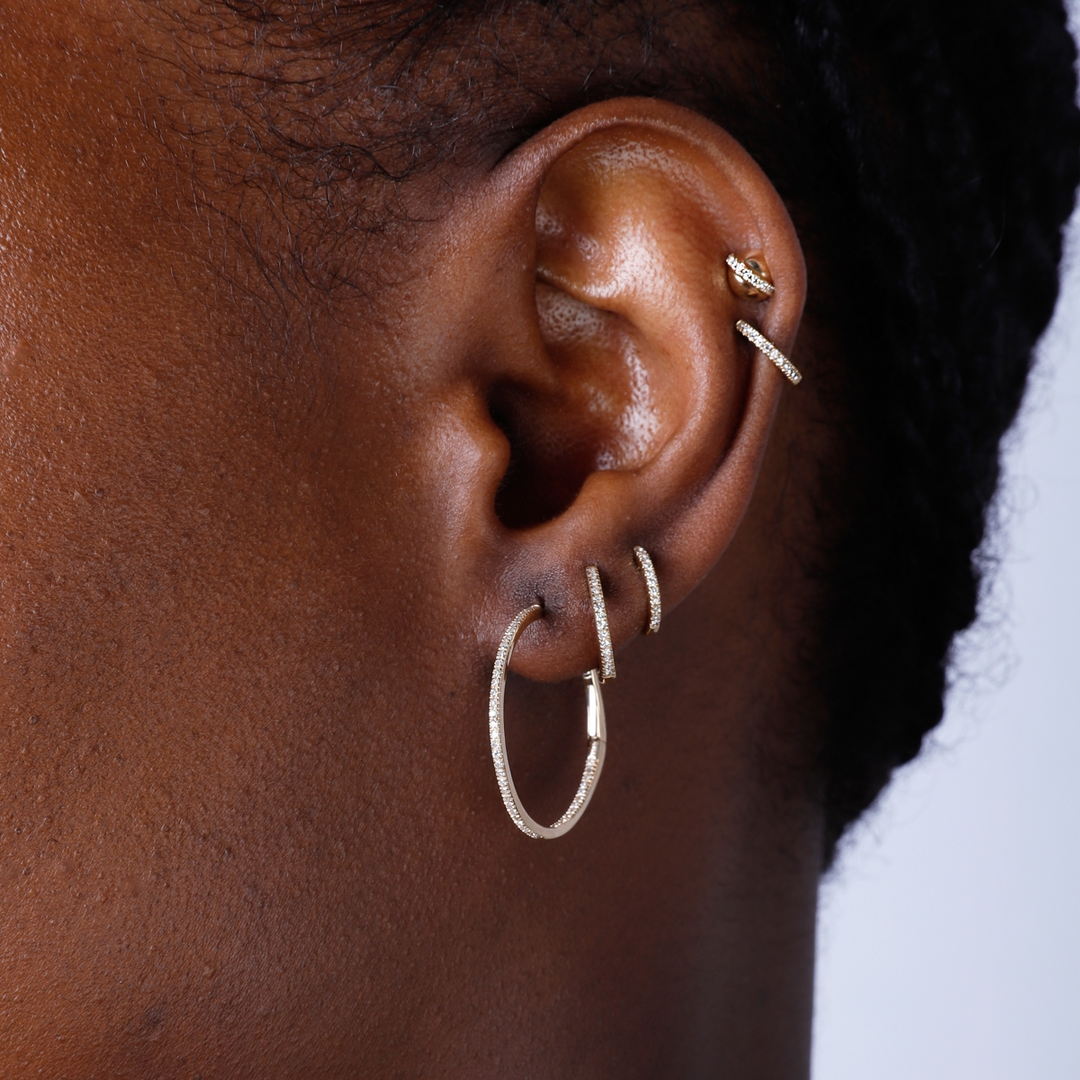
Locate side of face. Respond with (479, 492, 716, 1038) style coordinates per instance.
(0, 4, 825, 1075)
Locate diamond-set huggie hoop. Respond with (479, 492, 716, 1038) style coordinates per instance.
(735, 320, 802, 386)
(633, 546, 661, 634)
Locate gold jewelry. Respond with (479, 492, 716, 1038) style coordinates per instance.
(735, 320, 802, 385)
(726, 253, 775, 299)
(488, 603, 608, 839)
(585, 565, 616, 682)
(633, 546, 661, 634)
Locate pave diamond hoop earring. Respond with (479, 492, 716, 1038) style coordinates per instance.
(735, 320, 803, 386)
(488, 568, 614, 839)
(633, 546, 661, 634)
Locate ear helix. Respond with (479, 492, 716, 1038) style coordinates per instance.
(488, 548, 663, 838)
(726, 251, 803, 386)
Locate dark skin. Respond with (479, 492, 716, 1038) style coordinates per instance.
(0, 3, 831, 1075)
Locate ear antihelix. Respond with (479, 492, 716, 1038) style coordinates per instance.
(633, 546, 662, 634)
(735, 320, 802, 385)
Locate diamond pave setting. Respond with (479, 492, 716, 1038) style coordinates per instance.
(585, 565, 616, 682)
(735, 320, 802, 386)
(633, 546, 662, 635)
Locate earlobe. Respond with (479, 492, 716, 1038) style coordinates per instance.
(426, 98, 806, 681)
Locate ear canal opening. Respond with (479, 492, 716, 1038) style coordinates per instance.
(488, 383, 591, 529)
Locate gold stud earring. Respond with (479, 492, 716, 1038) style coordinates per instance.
(735, 320, 802, 386)
(726, 253, 776, 299)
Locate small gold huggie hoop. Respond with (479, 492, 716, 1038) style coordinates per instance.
(633, 546, 661, 634)
(735, 320, 803, 386)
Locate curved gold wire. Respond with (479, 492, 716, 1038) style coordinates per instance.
(488, 604, 608, 840)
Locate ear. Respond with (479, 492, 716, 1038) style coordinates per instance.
(421, 98, 806, 681)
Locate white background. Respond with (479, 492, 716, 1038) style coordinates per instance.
(811, 202, 1080, 1074)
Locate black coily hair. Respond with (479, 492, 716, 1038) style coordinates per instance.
(727, 0, 1080, 856)
(192, 0, 1080, 859)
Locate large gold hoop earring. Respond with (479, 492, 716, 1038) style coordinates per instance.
(488, 579, 610, 839)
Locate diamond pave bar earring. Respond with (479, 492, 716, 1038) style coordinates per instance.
(488, 566, 614, 839)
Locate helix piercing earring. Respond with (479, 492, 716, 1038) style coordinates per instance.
(633, 546, 661, 634)
(488, 566, 613, 839)
(726, 253, 775, 299)
(735, 320, 803, 386)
